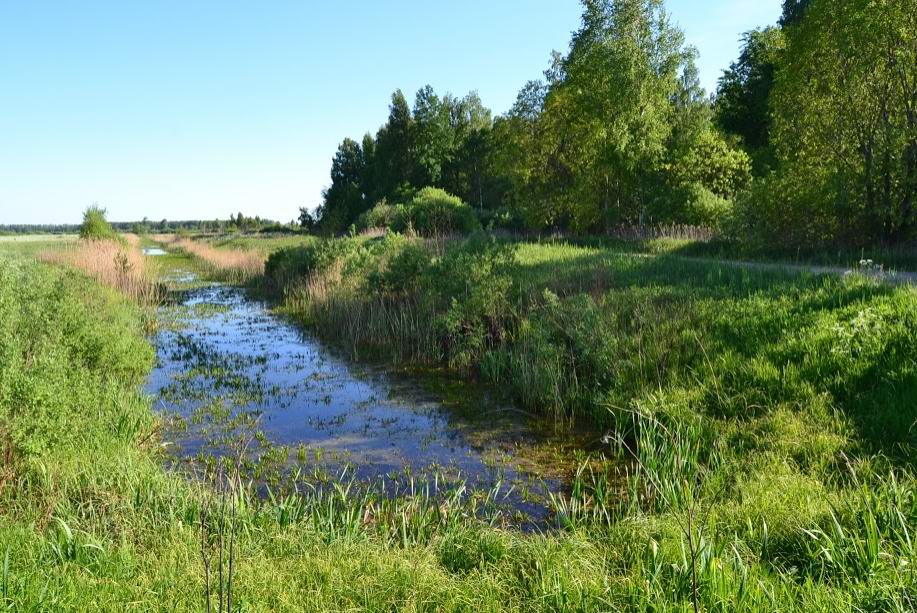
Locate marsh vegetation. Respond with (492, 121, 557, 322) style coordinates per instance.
(1, 215, 914, 610)
(1, 0, 915, 609)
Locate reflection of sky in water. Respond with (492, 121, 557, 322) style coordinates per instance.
(142, 246, 167, 256)
(146, 283, 569, 517)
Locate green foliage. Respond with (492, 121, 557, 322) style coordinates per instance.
(365, 236, 431, 296)
(356, 188, 480, 237)
(355, 201, 402, 231)
(767, 0, 917, 245)
(78, 205, 118, 241)
(715, 27, 785, 165)
(311, 0, 916, 251)
(426, 233, 516, 368)
(682, 185, 735, 231)
(401, 188, 481, 236)
(668, 130, 752, 200)
(265, 236, 363, 287)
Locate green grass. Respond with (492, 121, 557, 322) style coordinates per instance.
(2, 232, 916, 610)
(204, 233, 318, 258)
(662, 237, 917, 272)
(0, 234, 77, 257)
(261, 232, 917, 609)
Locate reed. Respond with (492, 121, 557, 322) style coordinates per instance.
(162, 236, 265, 282)
(38, 237, 163, 305)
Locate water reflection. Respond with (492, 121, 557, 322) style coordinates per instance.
(147, 282, 579, 522)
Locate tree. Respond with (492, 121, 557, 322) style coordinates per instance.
(316, 138, 369, 233)
(715, 27, 785, 169)
(373, 90, 414, 199)
(768, 0, 917, 244)
(298, 207, 316, 231)
(443, 92, 494, 206)
(779, 0, 811, 26)
(552, 0, 691, 230)
(411, 85, 455, 187)
(79, 204, 117, 240)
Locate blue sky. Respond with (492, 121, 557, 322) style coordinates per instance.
(0, 1, 781, 225)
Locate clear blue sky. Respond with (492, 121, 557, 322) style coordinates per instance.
(0, 1, 781, 225)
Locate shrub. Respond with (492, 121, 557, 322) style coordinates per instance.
(365, 236, 432, 296)
(356, 201, 404, 232)
(477, 207, 527, 233)
(79, 205, 118, 241)
(408, 188, 480, 236)
(684, 185, 734, 231)
(356, 189, 480, 237)
(265, 237, 364, 287)
(424, 233, 517, 369)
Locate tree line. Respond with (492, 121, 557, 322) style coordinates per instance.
(1, 214, 289, 236)
(312, 0, 916, 248)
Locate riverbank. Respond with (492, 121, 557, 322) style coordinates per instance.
(2, 237, 916, 610)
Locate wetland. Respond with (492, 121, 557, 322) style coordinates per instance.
(146, 252, 589, 526)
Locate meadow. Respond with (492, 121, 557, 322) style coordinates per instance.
(1, 231, 915, 611)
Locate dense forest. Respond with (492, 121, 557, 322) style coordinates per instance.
(312, 0, 916, 248)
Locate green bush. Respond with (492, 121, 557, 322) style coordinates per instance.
(355, 189, 480, 237)
(424, 233, 517, 369)
(365, 235, 432, 296)
(477, 206, 527, 233)
(79, 205, 118, 241)
(355, 201, 405, 232)
(684, 185, 734, 231)
(407, 188, 481, 236)
(265, 237, 364, 286)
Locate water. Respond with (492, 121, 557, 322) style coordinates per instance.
(147, 277, 583, 522)
(142, 246, 167, 256)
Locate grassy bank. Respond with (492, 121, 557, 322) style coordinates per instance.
(3, 236, 916, 610)
(0, 252, 611, 610)
(263, 231, 917, 609)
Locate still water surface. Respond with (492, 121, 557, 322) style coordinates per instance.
(146, 270, 582, 521)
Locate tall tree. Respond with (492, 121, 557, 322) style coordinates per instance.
(443, 92, 493, 206)
(715, 27, 784, 170)
(411, 85, 454, 187)
(316, 138, 368, 233)
(770, 0, 917, 243)
(779, 0, 811, 26)
(558, 0, 689, 229)
(373, 90, 414, 199)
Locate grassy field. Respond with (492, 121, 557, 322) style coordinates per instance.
(2, 233, 916, 610)
(200, 232, 317, 258)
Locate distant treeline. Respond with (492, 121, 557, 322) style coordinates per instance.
(1, 212, 295, 235)
(313, 0, 916, 248)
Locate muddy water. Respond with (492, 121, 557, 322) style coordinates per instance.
(146, 270, 583, 522)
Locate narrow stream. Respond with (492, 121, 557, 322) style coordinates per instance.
(145, 260, 584, 524)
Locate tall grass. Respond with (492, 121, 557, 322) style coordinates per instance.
(260, 232, 917, 608)
(160, 235, 264, 282)
(38, 236, 163, 304)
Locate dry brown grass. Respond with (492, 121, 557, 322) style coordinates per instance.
(161, 236, 265, 282)
(39, 238, 163, 304)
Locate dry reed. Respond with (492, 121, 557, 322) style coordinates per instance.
(162, 236, 264, 282)
(39, 238, 163, 304)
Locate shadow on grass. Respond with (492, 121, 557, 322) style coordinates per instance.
(512, 245, 916, 467)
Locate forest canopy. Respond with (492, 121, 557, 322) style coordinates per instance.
(312, 0, 916, 248)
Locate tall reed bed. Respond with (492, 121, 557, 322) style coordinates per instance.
(162, 236, 264, 282)
(39, 237, 163, 305)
